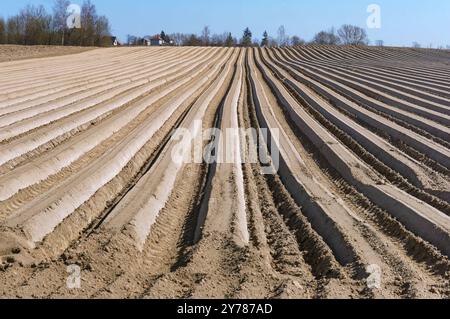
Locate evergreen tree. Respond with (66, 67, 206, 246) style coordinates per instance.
(261, 31, 268, 47)
(225, 32, 234, 47)
(161, 30, 170, 43)
(240, 27, 252, 47)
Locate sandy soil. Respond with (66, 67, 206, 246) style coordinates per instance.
(0, 46, 449, 299)
(0, 45, 95, 63)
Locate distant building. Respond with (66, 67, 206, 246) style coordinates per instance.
(141, 37, 151, 46)
(141, 35, 173, 46)
(150, 35, 164, 46)
(141, 35, 162, 46)
(111, 36, 119, 46)
(101, 36, 120, 47)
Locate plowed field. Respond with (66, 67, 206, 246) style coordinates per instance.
(1, 46, 449, 299)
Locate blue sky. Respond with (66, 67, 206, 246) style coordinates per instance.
(1, 0, 449, 47)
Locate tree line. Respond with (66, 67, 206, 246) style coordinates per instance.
(3, 2, 446, 50)
(0, 0, 111, 46)
(127, 24, 372, 47)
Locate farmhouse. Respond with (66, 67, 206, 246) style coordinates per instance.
(142, 35, 165, 46)
(150, 35, 165, 46)
(111, 36, 119, 46)
(100, 36, 120, 47)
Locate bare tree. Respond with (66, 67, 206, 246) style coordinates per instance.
(80, 0, 97, 46)
(20, 5, 52, 45)
(209, 32, 232, 46)
(290, 35, 305, 46)
(268, 37, 278, 47)
(1, 1, 109, 46)
(77, 0, 110, 46)
(337, 24, 368, 45)
(375, 40, 384, 47)
(6, 16, 21, 44)
(184, 34, 202, 46)
(52, 0, 70, 45)
(95, 15, 110, 46)
(201, 25, 210, 46)
(312, 28, 340, 45)
(0, 17, 5, 44)
(169, 33, 187, 46)
(127, 34, 136, 45)
(210, 34, 221, 46)
(277, 25, 289, 46)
